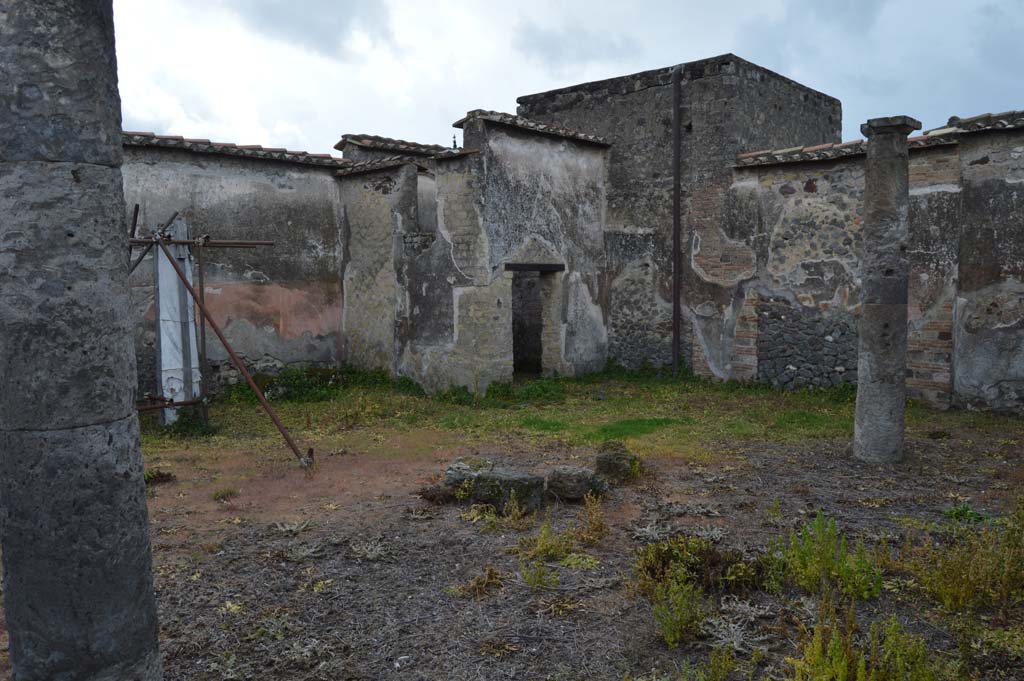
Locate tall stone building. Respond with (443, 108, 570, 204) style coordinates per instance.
(121, 53, 1024, 411)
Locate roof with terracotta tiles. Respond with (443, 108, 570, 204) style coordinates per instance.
(736, 109, 1024, 168)
(922, 110, 1024, 137)
(452, 110, 610, 147)
(122, 131, 349, 168)
(334, 155, 429, 178)
(335, 134, 449, 156)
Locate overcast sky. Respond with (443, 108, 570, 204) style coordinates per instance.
(113, 0, 1024, 155)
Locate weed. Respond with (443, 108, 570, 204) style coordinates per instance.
(652, 566, 712, 648)
(534, 595, 584, 616)
(520, 559, 559, 590)
(767, 497, 784, 524)
(942, 502, 989, 524)
(502, 491, 533, 530)
(461, 493, 532, 532)
(454, 479, 474, 502)
(573, 492, 607, 545)
(784, 512, 882, 600)
(898, 498, 1024, 617)
(787, 593, 956, 681)
(213, 486, 239, 503)
(633, 535, 752, 598)
(478, 640, 520, 657)
(559, 553, 600, 570)
(450, 565, 504, 600)
(144, 468, 175, 485)
(518, 516, 576, 562)
(460, 504, 500, 526)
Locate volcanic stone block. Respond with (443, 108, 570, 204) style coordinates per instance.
(547, 465, 607, 500)
(442, 458, 545, 511)
(595, 440, 641, 481)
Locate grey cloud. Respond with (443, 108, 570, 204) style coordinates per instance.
(513, 20, 637, 69)
(217, 0, 391, 58)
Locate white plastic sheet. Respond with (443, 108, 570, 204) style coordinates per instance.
(155, 219, 201, 424)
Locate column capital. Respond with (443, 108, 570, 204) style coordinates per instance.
(860, 116, 922, 138)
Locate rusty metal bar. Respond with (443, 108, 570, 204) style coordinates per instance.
(154, 238, 313, 468)
(196, 244, 210, 428)
(129, 238, 273, 248)
(128, 242, 154, 275)
(136, 399, 201, 413)
(127, 204, 140, 258)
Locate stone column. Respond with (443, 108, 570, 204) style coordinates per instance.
(853, 116, 921, 463)
(0, 2, 162, 679)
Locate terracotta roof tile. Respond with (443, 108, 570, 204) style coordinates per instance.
(334, 155, 427, 178)
(335, 134, 448, 155)
(924, 110, 1024, 136)
(121, 131, 350, 168)
(452, 110, 610, 147)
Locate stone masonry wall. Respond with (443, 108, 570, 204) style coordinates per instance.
(517, 54, 841, 373)
(726, 127, 1024, 411)
(122, 146, 345, 394)
(954, 131, 1024, 410)
(397, 119, 609, 393)
(337, 164, 418, 373)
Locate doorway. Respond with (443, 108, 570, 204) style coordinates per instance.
(507, 263, 564, 376)
(512, 271, 542, 374)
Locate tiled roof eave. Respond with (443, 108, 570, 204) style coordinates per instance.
(336, 133, 448, 155)
(734, 135, 958, 169)
(122, 132, 349, 168)
(453, 110, 610, 147)
(334, 156, 428, 178)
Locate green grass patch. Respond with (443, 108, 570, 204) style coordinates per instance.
(590, 417, 676, 441)
(520, 416, 568, 433)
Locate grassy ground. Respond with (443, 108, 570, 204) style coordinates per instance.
(141, 366, 1017, 463)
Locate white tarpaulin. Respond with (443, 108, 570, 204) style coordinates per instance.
(156, 219, 201, 424)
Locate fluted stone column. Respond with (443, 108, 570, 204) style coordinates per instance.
(853, 116, 921, 463)
(0, 2, 162, 679)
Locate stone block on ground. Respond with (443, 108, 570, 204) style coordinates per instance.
(594, 440, 641, 482)
(434, 457, 545, 512)
(547, 465, 607, 501)
(468, 468, 545, 512)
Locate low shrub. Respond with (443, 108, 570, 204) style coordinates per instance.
(899, 498, 1024, 617)
(634, 535, 755, 599)
(788, 593, 955, 681)
(783, 513, 882, 600)
(652, 566, 712, 648)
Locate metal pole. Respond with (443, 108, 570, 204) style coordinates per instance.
(196, 244, 210, 428)
(136, 399, 201, 413)
(126, 203, 139, 260)
(154, 239, 313, 468)
(128, 242, 154, 275)
(671, 64, 682, 376)
(129, 238, 274, 248)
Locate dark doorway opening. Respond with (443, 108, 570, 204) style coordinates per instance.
(512, 270, 543, 375)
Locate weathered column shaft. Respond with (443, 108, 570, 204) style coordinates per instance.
(0, 2, 162, 679)
(853, 115, 921, 463)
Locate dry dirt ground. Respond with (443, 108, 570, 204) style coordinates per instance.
(1, 373, 1022, 679)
